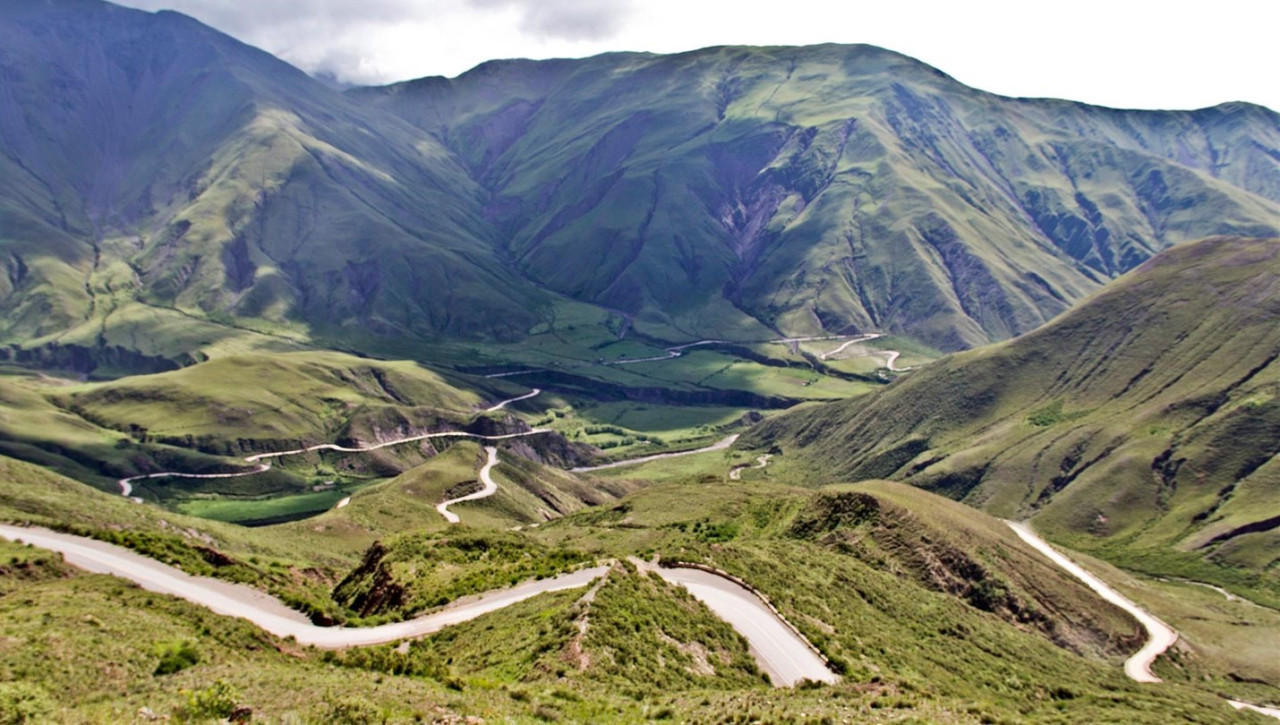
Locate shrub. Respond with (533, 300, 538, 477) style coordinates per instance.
(0, 682, 52, 725)
(1027, 400, 1065, 427)
(177, 679, 239, 722)
(153, 640, 201, 676)
(323, 693, 385, 724)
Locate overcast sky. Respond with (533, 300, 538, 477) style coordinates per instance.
(114, 0, 1279, 112)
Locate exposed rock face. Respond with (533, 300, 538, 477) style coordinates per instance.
(331, 541, 406, 617)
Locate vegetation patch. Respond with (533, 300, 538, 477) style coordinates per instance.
(333, 530, 593, 618)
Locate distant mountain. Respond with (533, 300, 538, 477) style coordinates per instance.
(358, 46, 1280, 349)
(747, 236, 1280, 590)
(2, 1, 1279, 370)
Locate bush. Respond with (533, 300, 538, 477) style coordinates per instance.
(323, 693, 385, 724)
(0, 682, 52, 725)
(1027, 400, 1065, 427)
(177, 679, 239, 722)
(153, 640, 202, 676)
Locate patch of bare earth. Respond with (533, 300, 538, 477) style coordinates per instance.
(564, 565, 613, 670)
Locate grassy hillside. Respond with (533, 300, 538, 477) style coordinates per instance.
(2, 3, 1279, 369)
(749, 236, 1280, 600)
(0, 350, 544, 499)
(362, 45, 1280, 350)
(0, 0, 552, 376)
(1, 452, 1258, 721)
(58, 351, 489, 443)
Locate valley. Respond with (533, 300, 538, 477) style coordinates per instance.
(0, 1, 1278, 722)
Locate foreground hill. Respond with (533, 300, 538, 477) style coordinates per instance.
(748, 236, 1280, 595)
(1, 1, 1278, 373)
(1, 452, 1254, 721)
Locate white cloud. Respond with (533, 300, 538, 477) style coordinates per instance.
(112, 0, 1280, 111)
(467, 0, 633, 41)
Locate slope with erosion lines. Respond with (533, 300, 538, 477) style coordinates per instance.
(0, 0, 549, 362)
(361, 45, 1280, 350)
(748, 237, 1280, 586)
(4, 3, 1280, 363)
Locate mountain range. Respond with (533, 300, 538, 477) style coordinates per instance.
(2, 1, 1280, 721)
(2, 0, 1278, 374)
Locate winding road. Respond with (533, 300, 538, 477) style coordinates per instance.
(436, 446, 501, 524)
(729, 454, 772, 481)
(0, 523, 604, 648)
(116, 429, 555, 500)
(1006, 521, 1177, 683)
(486, 388, 542, 412)
(599, 339, 728, 365)
(637, 561, 839, 686)
(601, 333, 888, 367)
(879, 350, 911, 373)
(1008, 521, 1280, 719)
(819, 333, 881, 360)
(0, 524, 838, 687)
(818, 333, 911, 372)
(570, 434, 740, 473)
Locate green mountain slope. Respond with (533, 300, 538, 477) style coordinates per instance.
(359, 45, 1280, 349)
(0, 0, 551, 372)
(748, 236, 1280, 593)
(3, 3, 1279, 368)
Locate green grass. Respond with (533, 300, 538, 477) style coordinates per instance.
(57, 350, 489, 441)
(332, 528, 593, 618)
(1061, 549, 1280, 705)
(2, 450, 1268, 721)
(176, 487, 357, 526)
(750, 237, 1280, 601)
(550, 401, 750, 437)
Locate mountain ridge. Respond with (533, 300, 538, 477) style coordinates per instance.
(1, 0, 1278, 370)
(746, 235, 1280, 597)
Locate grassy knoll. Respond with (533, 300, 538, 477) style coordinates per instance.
(331, 529, 593, 618)
(177, 486, 357, 527)
(56, 350, 491, 442)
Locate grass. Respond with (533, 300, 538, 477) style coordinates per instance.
(55, 350, 490, 442)
(1, 451, 1268, 721)
(1062, 548, 1280, 705)
(176, 486, 357, 526)
(332, 529, 594, 618)
(749, 237, 1280, 603)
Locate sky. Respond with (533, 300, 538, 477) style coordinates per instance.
(114, 0, 1279, 112)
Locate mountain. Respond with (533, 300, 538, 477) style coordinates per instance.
(2, 1, 1279, 374)
(747, 236, 1280, 595)
(0, 0, 550, 369)
(358, 45, 1280, 349)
